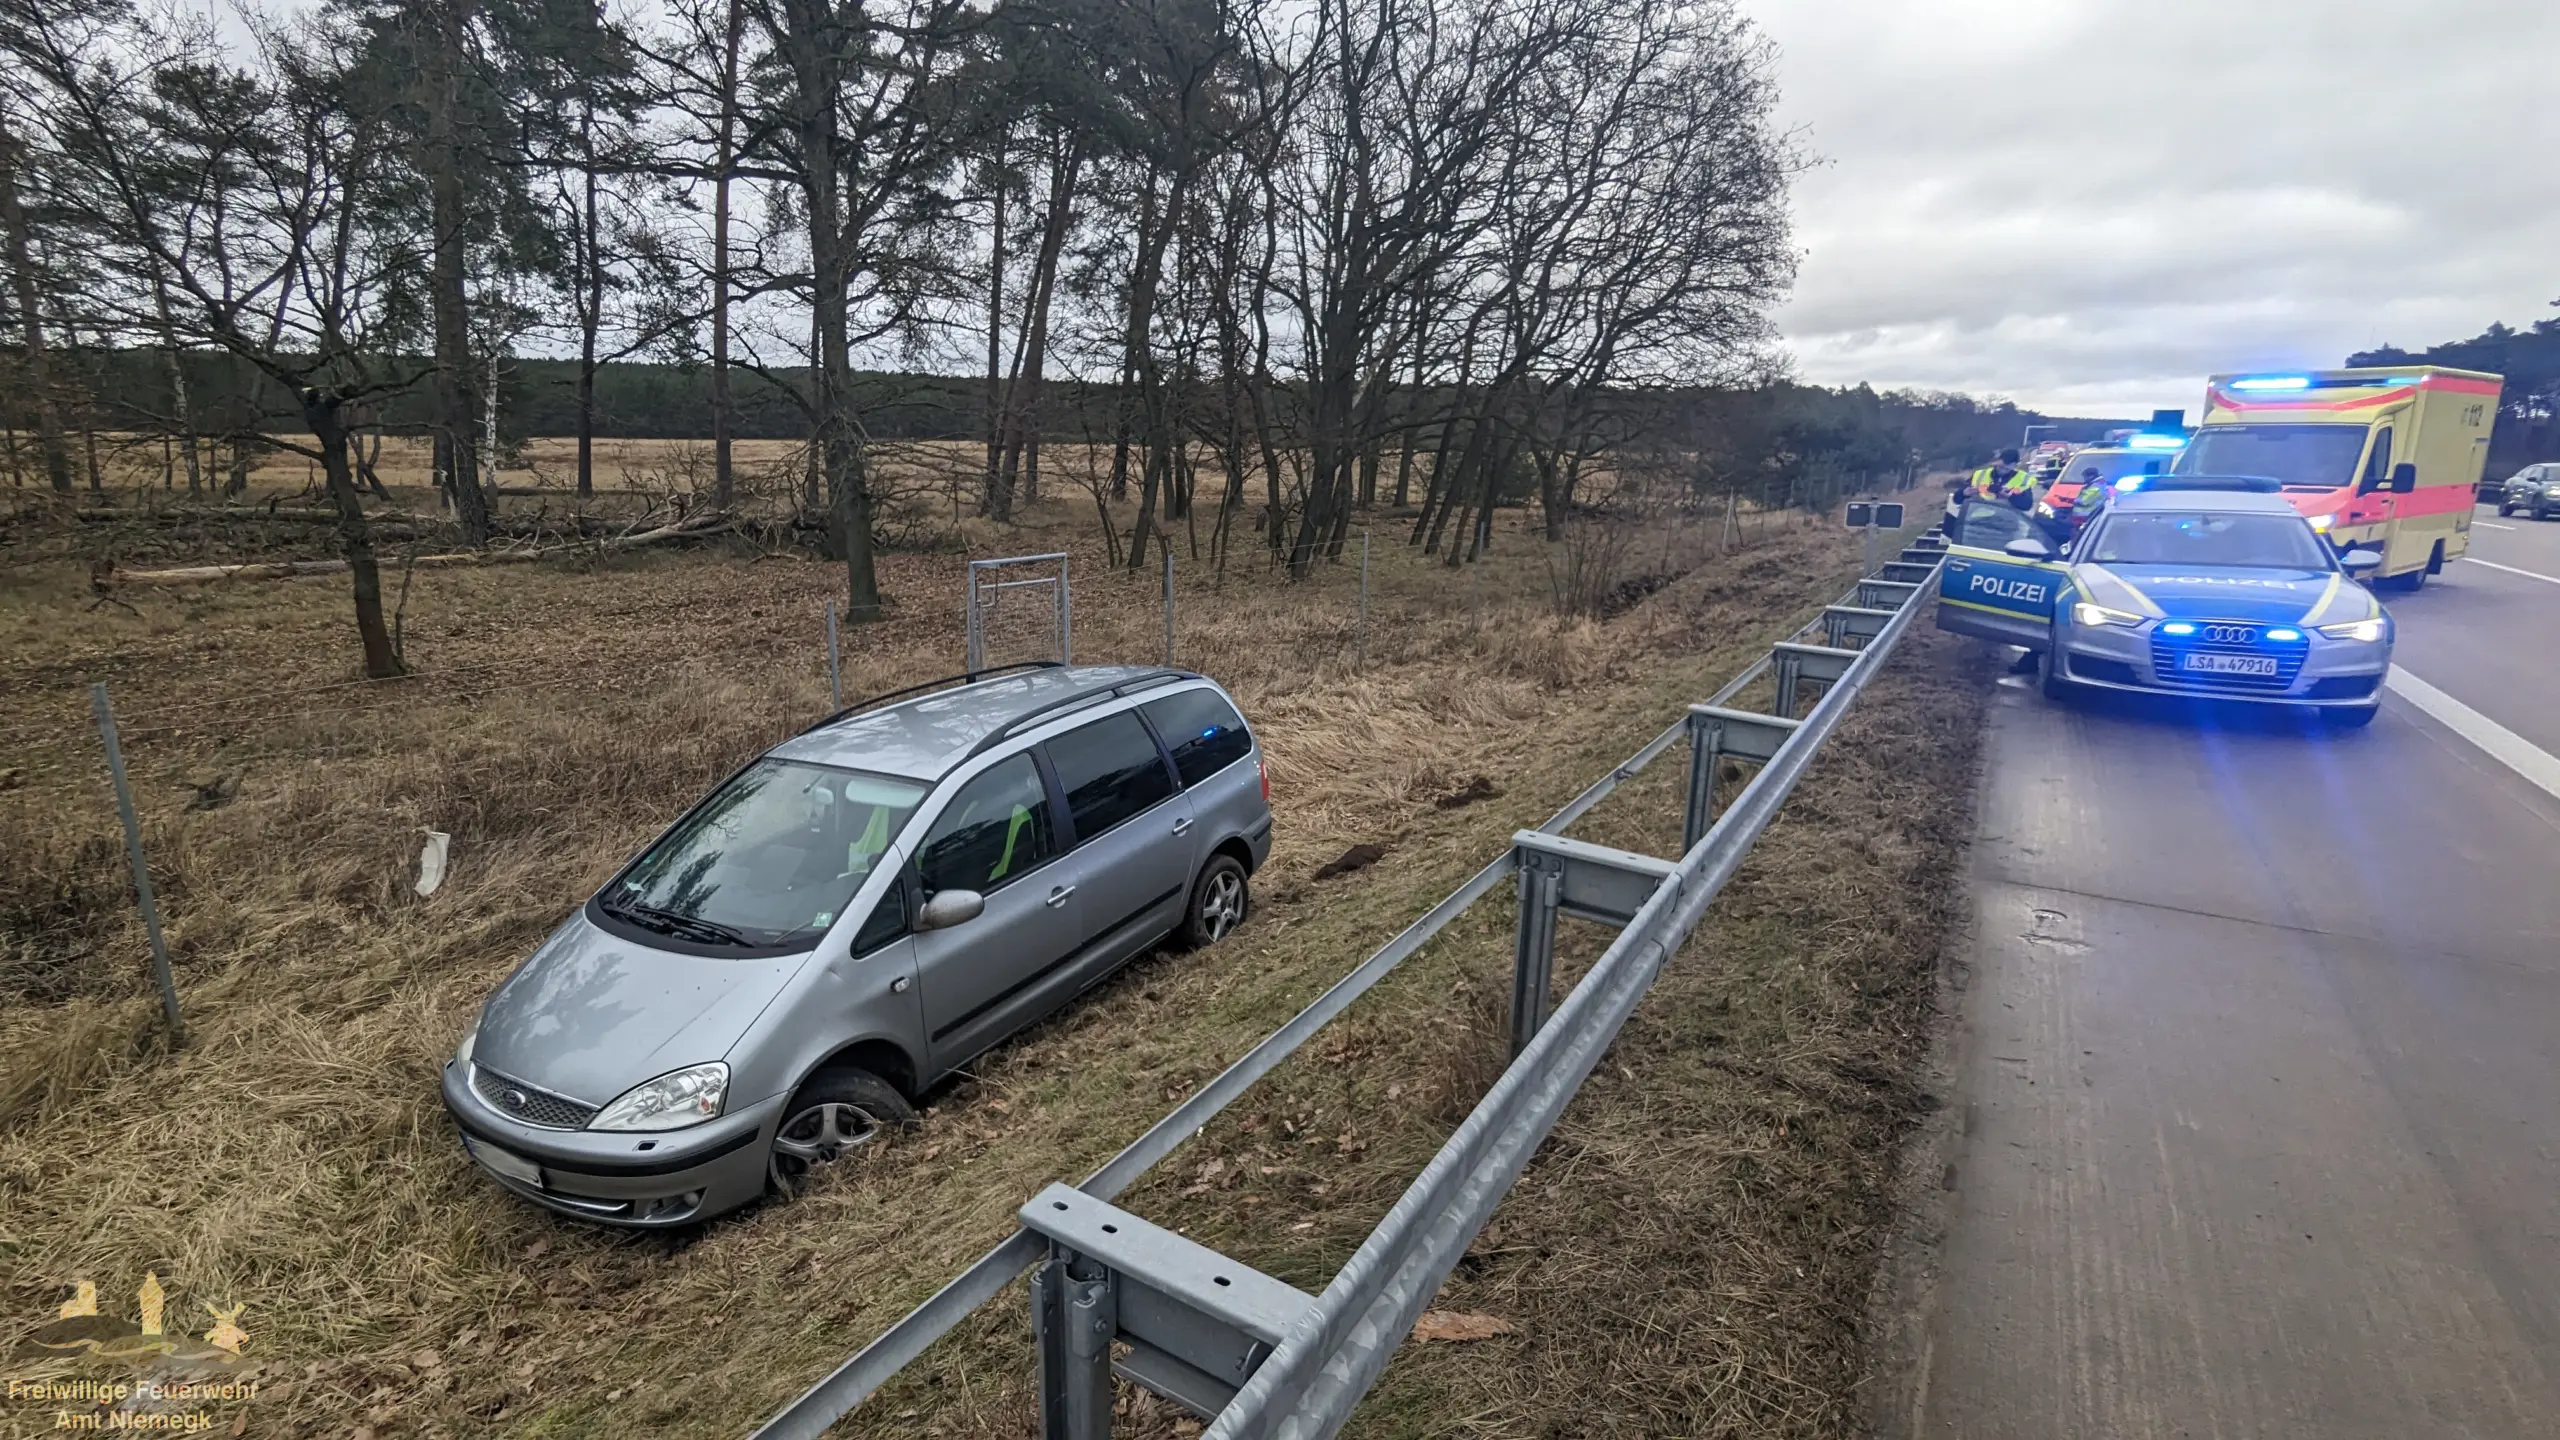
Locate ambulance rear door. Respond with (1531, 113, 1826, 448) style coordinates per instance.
(1937, 500, 2070, 650)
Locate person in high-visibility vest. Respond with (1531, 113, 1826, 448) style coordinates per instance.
(1968, 449, 2036, 510)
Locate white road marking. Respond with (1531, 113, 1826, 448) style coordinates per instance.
(2384, 669, 2560, 805)
(2460, 556, 2560, 588)
(2472, 521, 2516, 531)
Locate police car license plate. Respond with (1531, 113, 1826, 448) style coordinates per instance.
(463, 1134, 545, 1189)
(2181, 653, 2278, 677)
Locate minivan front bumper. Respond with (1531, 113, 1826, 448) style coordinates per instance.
(441, 1060, 780, 1226)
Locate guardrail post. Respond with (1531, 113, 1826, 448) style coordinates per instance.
(1506, 831, 1680, 1056)
(1855, 578, 1922, 611)
(1511, 846, 1561, 1056)
(1880, 560, 1936, 585)
(1772, 641, 1861, 719)
(1033, 1256, 1117, 1439)
(1821, 604, 1896, 650)
(1683, 706, 1805, 848)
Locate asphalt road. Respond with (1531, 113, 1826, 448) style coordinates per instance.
(1905, 505, 2560, 1439)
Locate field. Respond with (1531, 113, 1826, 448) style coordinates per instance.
(0, 449, 1981, 1438)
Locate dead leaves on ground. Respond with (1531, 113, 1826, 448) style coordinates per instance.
(1410, 1310, 1519, 1343)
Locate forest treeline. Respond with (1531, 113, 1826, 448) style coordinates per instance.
(2351, 311, 2560, 473)
(0, 0, 2110, 672)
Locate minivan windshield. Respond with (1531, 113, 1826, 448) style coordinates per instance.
(2086, 511, 2334, 571)
(601, 759, 927, 951)
(2173, 425, 2368, 489)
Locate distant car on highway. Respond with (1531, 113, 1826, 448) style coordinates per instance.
(2492, 463, 2560, 519)
(1937, 475, 2392, 727)
(443, 662, 1273, 1227)
(2036, 437, 2183, 520)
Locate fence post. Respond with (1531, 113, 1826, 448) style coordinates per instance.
(826, 600, 842, 710)
(1059, 554, 1073, 665)
(91, 683, 184, 1043)
(1357, 529, 1370, 670)
(1162, 547, 1175, 666)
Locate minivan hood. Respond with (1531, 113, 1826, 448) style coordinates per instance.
(2101, 564, 2340, 625)
(470, 911, 811, 1105)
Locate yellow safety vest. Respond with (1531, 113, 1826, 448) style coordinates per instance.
(1970, 465, 2033, 500)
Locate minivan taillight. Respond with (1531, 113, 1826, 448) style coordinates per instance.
(1258, 755, 1269, 802)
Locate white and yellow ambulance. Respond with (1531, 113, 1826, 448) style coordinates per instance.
(2170, 366, 2502, 591)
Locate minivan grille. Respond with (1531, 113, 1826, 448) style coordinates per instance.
(471, 1065, 597, 1130)
(2149, 621, 2305, 693)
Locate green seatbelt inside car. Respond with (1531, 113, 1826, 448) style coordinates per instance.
(989, 804, 1032, 882)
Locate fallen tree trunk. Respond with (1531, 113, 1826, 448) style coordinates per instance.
(102, 513, 735, 587)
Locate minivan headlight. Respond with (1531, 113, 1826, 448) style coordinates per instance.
(590, 1062, 729, 1131)
(2318, 618, 2387, 643)
(2071, 602, 2141, 628)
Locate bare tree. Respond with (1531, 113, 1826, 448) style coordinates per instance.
(10, 0, 431, 674)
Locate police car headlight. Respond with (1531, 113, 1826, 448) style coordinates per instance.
(2071, 602, 2141, 628)
(2317, 618, 2387, 643)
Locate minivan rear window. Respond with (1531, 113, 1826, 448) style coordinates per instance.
(1144, 689, 1253, 788)
(1047, 712, 1176, 840)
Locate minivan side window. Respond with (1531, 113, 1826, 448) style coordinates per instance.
(916, 754, 1054, 896)
(849, 876, 906, 955)
(1142, 689, 1253, 788)
(1045, 711, 1176, 841)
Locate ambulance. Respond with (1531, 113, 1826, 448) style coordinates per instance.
(2169, 366, 2502, 591)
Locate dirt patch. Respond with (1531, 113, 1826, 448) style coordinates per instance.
(1313, 842, 1390, 881)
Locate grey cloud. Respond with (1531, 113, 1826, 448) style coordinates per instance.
(1752, 0, 2560, 414)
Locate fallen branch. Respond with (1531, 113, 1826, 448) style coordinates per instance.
(101, 512, 736, 587)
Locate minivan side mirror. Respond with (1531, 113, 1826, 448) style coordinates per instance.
(914, 889, 985, 931)
(2390, 462, 2417, 494)
(2003, 537, 2055, 561)
(2339, 548, 2384, 575)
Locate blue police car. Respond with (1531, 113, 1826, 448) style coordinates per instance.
(1936, 475, 2392, 727)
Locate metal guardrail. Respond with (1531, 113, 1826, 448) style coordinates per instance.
(755, 533, 1949, 1440)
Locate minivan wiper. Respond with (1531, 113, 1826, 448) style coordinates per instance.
(599, 894, 755, 948)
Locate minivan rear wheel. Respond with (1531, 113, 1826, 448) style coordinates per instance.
(768, 1067, 912, 1198)
(1180, 855, 1249, 949)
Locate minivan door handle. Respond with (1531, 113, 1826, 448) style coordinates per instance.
(1171, 816, 1194, 836)
(1045, 885, 1076, 908)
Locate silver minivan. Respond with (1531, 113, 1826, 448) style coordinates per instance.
(441, 664, 1273, 1226)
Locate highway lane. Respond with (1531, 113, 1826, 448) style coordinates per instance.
(1902, 574, 2560, 1438)
(2377, 506, 2560, 763)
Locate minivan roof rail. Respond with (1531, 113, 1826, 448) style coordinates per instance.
(962, 668, 1196, 762)
(795, 660, 1064, 737)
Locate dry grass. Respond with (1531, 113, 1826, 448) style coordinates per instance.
(0, 463, 1971, 1439)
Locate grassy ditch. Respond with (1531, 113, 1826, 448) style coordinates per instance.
(0, 488, 1975, 1438)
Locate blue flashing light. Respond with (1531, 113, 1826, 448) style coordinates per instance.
(2265, 627, 2303, 642)
(1202, 728, 1219, 738)
(2230, 376, 2313, 392)
(2127, 433, 2184, 450)
(2159, 621, 2197, 636)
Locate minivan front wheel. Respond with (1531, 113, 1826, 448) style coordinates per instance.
(1181, 855, 1249, 948)
(768, 1067, 912, 1198)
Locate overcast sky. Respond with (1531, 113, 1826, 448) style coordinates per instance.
(1746, 0, 2560, 417)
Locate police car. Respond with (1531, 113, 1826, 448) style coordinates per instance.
(1936, 475, 2392, 726)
